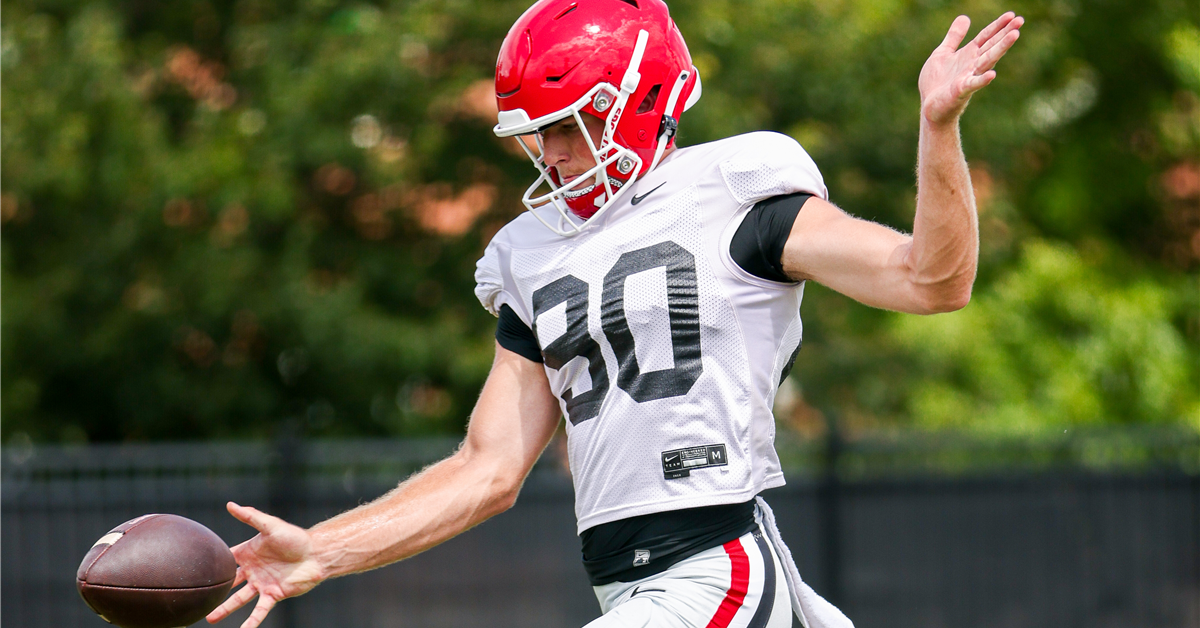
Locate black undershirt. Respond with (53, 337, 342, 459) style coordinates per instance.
(492, 193, 811, 584)
(581, 499, 758, 585)
(729, 192, 813, 283)
(497, 304, 543, 363)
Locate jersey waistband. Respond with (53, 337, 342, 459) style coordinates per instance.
(580, 498, 758, 585)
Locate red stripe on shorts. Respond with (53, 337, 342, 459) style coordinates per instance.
(705, 538, 750, 628)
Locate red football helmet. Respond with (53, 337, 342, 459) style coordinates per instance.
(493, 0, 701, 236)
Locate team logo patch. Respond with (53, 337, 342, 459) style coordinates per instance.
(661, 444, 728, 479)
(632, 549, 651, 566)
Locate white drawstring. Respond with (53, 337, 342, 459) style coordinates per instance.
(756, 497, 855, 628)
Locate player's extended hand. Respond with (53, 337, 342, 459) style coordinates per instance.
(206, 502, 325, 628)
(919, 12, 1023, 125)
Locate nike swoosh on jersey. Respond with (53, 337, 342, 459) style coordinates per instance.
(630, 182, 667, 205)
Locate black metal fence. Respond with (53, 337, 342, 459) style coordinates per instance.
(3, 429, 1198, 628)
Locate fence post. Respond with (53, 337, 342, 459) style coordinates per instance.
(819, 409, 843, 608)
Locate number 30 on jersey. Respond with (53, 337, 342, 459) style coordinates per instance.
(532, 241, 704, 425)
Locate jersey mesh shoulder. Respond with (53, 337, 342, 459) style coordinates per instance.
(712, 131, 827, 206)
(474, 211, 558, 320)
(474, 240, 507, 318)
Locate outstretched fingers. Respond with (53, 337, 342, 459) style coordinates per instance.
(240, 594, 278, 628)
(940, 15, 971, 51)
(227, 502, 281, 534)
(972, 12, 1016, 48)
(980, 15, 1023, 54)
(207, 582, 259, 623)
(975, 28, 1021, 74)
(963, 70, 997, 94)
(922, 12, 1023, 121)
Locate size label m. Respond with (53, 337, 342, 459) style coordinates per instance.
(661, 444, 728, 479)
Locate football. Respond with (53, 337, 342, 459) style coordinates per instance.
(77, 514, 237, 628)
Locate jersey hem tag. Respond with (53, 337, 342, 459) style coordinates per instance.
(661, 444, 728, 479)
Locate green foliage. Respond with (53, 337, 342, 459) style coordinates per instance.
(2, 0, 534, 441)
(2, 0, 1197, 443)
(892, 240, 1199, 433)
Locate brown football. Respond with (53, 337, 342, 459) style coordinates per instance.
(77, 514, 237, 628)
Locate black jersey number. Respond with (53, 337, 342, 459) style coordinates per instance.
(602, 241, 703, 402)
(533, 241, 703, 425)
(532, 275, 610, 425)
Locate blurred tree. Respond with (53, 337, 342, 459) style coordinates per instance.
(664, 0, 1199, 435)
(2, 0, 1197, 443)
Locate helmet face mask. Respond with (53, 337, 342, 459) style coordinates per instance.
(494, 0, 701, 237)
(513, 83, 642, 234)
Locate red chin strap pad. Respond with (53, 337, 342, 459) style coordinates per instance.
(567, 185, 608, 220)
(550, 167, 628, 221)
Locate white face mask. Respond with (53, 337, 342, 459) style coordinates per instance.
(492, 30, 701, 237)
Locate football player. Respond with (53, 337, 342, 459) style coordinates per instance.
(207, 2, 1022, 627)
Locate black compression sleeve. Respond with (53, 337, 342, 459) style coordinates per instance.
(496, 304, 544, 363)
(729, 192, 814, 283)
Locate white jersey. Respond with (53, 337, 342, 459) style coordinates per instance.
(475, 131, 828, 533)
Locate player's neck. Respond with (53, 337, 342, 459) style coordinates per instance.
(659, 144, 677, 163)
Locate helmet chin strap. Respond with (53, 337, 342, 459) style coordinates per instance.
(648, 69, 691, 172)
(621, 31, 649, 94)
(577, 29, 647, 223)
(593, 29, 648, 159)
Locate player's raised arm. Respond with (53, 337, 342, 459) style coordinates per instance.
(206, 344, 561, 628)
(781, 12, 1023, 314)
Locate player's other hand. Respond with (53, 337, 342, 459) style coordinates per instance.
(206, 502, 325, 628)
(919, 12, 1023, 125)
